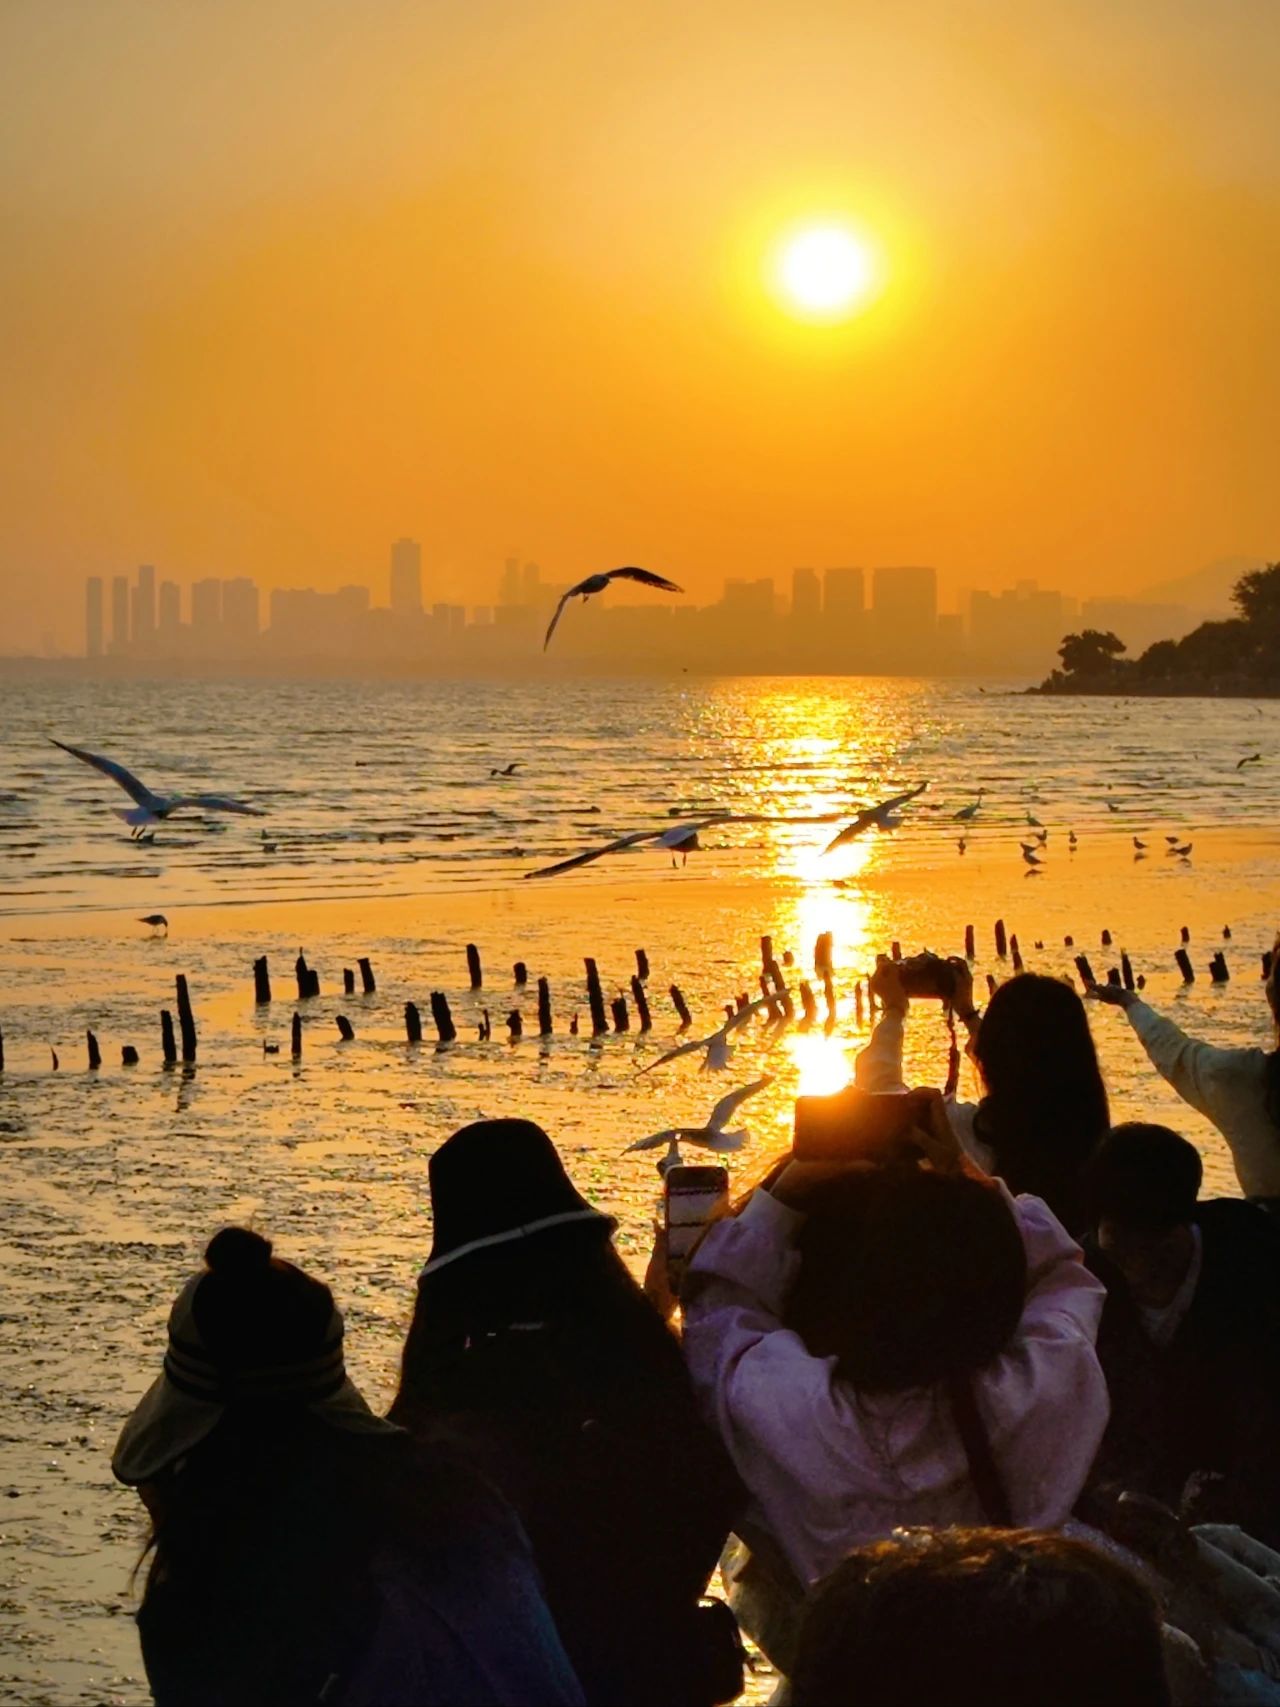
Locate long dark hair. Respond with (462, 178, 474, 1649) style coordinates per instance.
(783, 1165, 1027, 1393)
(971, 974, 1109, 1233)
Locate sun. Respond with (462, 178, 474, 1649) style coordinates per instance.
(774, 223, 880, 320)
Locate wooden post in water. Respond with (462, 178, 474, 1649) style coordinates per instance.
(405, 1002, 422, 1044)
(890, 941, 902, 962)
(87, 1030, 101, 1070)
(635, 948, 650, 983)
(814, 932, 833, 976)
(669, 986, 692, 1031)
(161, 1009, 177, 1065)
(822, 969, 837, 1030)
(358, 957, 375, 993)
(986, 973, 998, 997)
(584, 959, 608, 1037)
(343, 969, 356, 995)
(253, 957, 272, 1004)
(964, 925, 975, 960)
(466, 944, 483, 990)
(514, 961, 528, 987)
(336, 1015, 355, 1041)
(1180, 926, 1191, 945)
(1210, 952, 1230, 984)
(537, 978, 553, 1037)
(1010, 935, 1024, 974)
(994, 920, 1007, 958)
(1064, 935, 1074, 948)
(799, 981, 818, 1030)
(1074, 954, 1096, 987)
(758, 972, 781, 1023)
(291, 1012, 302, 1057)
(611, 995, 630, 1033)
(176, 976, 197, 1063)
(1174, 949, 1195, 984)
(1106, 967, 1122, 987)
(430, 993, 457, 1044)
(479, 1009, 492, 1042)
(630, 975, 652, 1032)
(1101, 929, 1113, 948)
(295, 953, 310, 1001)
(507, 1010, 523, 1040)
(1121, 952, 1136, 991)
(122, 1045, 139, 1066)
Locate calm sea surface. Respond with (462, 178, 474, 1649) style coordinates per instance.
(4, 675, 1280, 912)
(3, 675, 1280, 1704)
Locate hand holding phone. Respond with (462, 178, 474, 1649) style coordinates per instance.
(664, 1162, 730, 1291)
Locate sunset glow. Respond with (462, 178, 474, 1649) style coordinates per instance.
(775, 224, 879, 319)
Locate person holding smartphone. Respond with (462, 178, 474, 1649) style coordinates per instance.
(858, 956, 1111, 1236)
(678, 1090, 1109, 1666)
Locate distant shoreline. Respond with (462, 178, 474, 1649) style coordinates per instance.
(1033, 677, 1279, 699)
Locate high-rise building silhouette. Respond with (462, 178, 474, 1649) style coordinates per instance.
(85, 577, 104, 658)
(222, 578, 260, 649)
(500, 556, 521, 606)
(133, 563, 156, 649)
(191, 577, 223, 642)
(390, 538, 423, 615)
(791, 567, 821, 619)
(110, 575, 130, 654)
(158, 581, 181, 641)
(824, 567, 865, 622)
(872, 565, 937, 631)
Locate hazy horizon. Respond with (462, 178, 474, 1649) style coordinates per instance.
(3, 0, 1278, 652)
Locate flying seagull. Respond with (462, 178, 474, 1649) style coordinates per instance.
(51, 740, 265, 835)
(138, 914, 169, 935)
(525, 808, 843, 881)
(543, 566, 683, 651)
(823, 783, 930, 853)
(1237, 753, 1262, 770)
(490, 763, 521, 777)
(623, 1076, 772, 1167)
(639, 995, 777, 1075)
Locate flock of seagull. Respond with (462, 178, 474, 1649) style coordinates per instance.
(50, 728, 1215, 885)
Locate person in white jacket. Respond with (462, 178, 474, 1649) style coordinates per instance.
(680, 1093, 1110, 1598)
(1090, 968, 1280, 1204)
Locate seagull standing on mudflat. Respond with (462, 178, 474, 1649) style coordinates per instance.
(543, 566, 683, 651)
(51, 739, 265, 835)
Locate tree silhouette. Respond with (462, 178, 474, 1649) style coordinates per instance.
(1058, 630, 1127, 677)
(1231, 562, 1280, 628)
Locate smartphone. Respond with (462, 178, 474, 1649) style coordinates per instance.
(792, 1086, 934, 1162)
(664, 1163, 730, 1288)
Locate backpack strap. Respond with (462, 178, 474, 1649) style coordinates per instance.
(946, 1370, 1013, 1527)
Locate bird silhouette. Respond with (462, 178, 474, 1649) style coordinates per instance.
(544, 567, 683, 650)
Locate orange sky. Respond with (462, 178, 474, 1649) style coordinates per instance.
(2, 0, 1279, 650)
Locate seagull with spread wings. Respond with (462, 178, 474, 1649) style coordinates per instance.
(543, 566, 683, 651)
(639, 994, 777, 1075)
(623, 1076, 772, 1168)
(822, 782, 929, 853)
(51, 739, 265, 835)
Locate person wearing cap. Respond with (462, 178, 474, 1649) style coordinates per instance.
(114, 1225, 583, 1706)
(393, 1119, 743, 1707)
